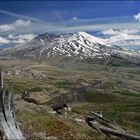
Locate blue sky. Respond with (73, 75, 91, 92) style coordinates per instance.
(0, 1, 140, 50)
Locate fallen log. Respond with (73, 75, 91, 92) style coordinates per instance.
(100, 126, 140, 140)
(86, 111, 140, 140)
(90, 111, 112, 123)
(85, 116, 106, 136)
(90, 111, 126, 132)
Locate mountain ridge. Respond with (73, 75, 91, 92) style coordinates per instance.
(1, 31, 140, 66)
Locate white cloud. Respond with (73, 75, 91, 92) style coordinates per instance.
(106, 32, 140, 42)
(134, 13, 140, 22)
(14, 19, 31, 27)
(100, 29, 119, 35)
(0, 33, 35, 46)
(122, 29, 139, 34)
(72, 17, 78, 21)
(120, 40, 140, 47)
(110, 39, 140, 48)
(0, 24, 16, 32)
(12, 39, 25, 44)
(100, 29, 140, 36)
(8, 33, 35, 40)
(0, 36, 10, 45)
(105, 32, 140, 47)
(7, 34, 14, 39)
(8, 33, 36, 44)
(50, 22, 140, 33)
(1, 17, 140, 36)
(100, 28, 140, 47)
(0, 19, 31, 32)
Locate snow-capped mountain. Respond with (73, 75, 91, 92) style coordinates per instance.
(2, 32, 140, 65)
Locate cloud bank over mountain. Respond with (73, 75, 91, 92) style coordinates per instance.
(0, 1, 140, 50)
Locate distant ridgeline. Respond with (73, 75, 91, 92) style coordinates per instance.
(1, 32, 140, 66)
(0, 68, 24, 139)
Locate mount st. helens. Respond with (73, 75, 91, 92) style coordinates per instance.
(1, 32, 140, 66)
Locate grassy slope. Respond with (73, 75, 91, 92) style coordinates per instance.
(3, 61, 140, 139)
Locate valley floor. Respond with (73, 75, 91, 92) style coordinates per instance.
(2, 59, 140, 139)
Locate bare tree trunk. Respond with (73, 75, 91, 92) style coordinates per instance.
(0, 70, 24, 139)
